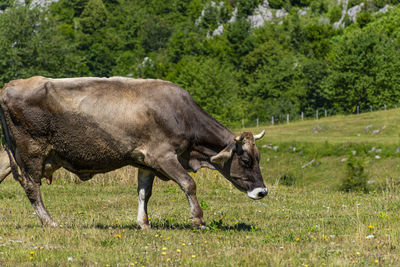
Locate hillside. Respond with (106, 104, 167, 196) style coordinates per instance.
(249, 108, 400, 189)
(252, 108, 400, 144)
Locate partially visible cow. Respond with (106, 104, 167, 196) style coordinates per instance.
(0, 76, 267, 229)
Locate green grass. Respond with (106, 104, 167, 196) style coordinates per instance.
(1, 109, 400, 266)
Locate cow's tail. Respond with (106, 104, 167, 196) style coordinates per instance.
(0, 100, 20, 183)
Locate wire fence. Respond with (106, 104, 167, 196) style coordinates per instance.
(240, 104, 398, 128)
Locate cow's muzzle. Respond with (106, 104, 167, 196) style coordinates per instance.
(247, 187, 268, 200)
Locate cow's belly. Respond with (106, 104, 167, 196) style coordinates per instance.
(47, 112, 134, 173)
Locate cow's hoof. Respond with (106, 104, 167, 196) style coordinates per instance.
(192, 218, 206, 230)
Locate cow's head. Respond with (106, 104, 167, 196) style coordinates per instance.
(211, 130, 267, 200)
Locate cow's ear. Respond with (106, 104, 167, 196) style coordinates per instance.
(211, 147, 233, 164)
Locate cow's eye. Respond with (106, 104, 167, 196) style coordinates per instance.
(240, 156, 252, 168)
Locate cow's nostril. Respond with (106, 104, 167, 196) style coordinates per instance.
(257, 190, 268, 198)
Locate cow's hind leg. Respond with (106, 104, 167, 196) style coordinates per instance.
(157, 154, 205, 229)
(18, 176, 57, 227)
(137, 169, 155, 230)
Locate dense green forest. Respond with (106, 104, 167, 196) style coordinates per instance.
(0, 0, 400, 126)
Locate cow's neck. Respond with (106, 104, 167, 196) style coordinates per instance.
(195, 117, 234, 156)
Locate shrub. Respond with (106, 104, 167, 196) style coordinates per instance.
(340, 153, 369, 192)
(279, 173, 297, 186)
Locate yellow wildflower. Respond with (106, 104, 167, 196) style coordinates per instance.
(368, 224, 374, 229)
(296, 237, 300, 242)
(176, 249, 181, 253)
(161, 252, 167, 255)
(192, 255, 196, 258)
(29, 251, 34, 255)
(162, 247, 167, 251)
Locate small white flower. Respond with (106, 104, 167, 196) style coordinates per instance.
(68, 257, 73, 261)
(366, 235, 375, 239)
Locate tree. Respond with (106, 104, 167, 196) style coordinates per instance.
(0, 0, 12, 10)
(0, 4, 86, 84)
(299, 59, 330, 114)
(167, 56, 243, 125)
(225, 18, 254, 66)
(79, 0, 108, 34)
(240, 40, 305, 120)
(323, 22, 400, 112)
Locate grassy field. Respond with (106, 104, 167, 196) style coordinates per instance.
(0, 109, 400, 266)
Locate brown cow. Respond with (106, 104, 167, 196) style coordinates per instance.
(0, 76, 267, 229)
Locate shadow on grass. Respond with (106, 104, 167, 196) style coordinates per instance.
(90, 221, 258, 231)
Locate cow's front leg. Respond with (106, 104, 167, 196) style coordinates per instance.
(157, 154, 205, 229)
(18, 177, 58, 227)
(137, 169, 155, 230)
(0, 150, 11, 184)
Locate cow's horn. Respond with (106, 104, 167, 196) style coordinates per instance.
(234, 133, 244, 143)
(254, 130, 265, 140)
